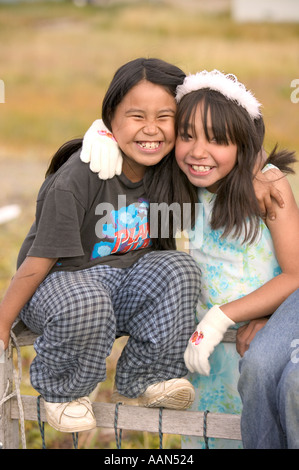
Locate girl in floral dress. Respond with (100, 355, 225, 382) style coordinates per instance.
(175, 70, 299, 448)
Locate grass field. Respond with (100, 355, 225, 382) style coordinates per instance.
(0, 0, 298, 449)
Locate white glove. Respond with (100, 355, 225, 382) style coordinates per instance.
(184, 305, 235, 376)
(80, 119, 123, 179)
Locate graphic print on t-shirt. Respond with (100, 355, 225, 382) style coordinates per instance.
(91, 198, 151, 259)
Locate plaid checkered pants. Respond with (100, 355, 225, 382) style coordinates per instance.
(20, 250, 200, 402)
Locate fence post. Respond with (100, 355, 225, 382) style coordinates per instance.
(0, 345, 19, 449)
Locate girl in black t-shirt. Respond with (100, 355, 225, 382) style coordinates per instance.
(0, 58, 202, 434)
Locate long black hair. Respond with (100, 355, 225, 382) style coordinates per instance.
(174, 89, 296, 243)
(45, 58, 196, 250)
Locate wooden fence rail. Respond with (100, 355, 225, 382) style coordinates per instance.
(0, 321, 241, 449)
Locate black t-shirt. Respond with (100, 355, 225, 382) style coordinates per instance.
(17, 150, 153, 272)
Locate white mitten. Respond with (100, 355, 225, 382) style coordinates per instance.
(184, 305, 235, 376)
(80, 119, 123, 179)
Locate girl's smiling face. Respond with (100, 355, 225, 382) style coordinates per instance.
(175, 102, 238, 193)
(111, 80, 177, 181)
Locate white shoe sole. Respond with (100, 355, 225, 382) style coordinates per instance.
(111, 380, 195, 410)
(144, 384, 195, 410)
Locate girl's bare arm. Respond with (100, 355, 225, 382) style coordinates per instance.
(0, 256, 57, 348)
(221, 168, 299, 323)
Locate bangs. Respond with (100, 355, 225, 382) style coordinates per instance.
(176, 89, 244, 146)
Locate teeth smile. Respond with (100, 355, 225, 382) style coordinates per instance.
(191, 165, 212, 172)
(138, 141, 160, 149)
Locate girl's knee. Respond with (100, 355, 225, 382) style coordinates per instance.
(67, 287, 113, 324)
(44, 277, 115, 333)
(158, 251, 201, 284)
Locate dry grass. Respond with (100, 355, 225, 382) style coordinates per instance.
(0, 0, 299, 449)
(0, 1, 298, 158)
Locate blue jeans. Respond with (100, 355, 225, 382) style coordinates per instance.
(238, 289, 299, 448)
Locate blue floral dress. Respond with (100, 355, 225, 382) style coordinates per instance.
(182, 183, 281, 449)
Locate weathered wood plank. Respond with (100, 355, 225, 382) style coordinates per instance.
(0, 349, 19, 449)
(12, 321, 38, 347)
(11, 396, 241, 440)
(223, 329, 237, 342)
(8, 320, 240, 447)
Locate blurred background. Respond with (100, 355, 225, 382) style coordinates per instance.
(0, 0, 298, 449)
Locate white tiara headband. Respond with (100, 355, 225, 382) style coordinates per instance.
(176, 69, 262, 120)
